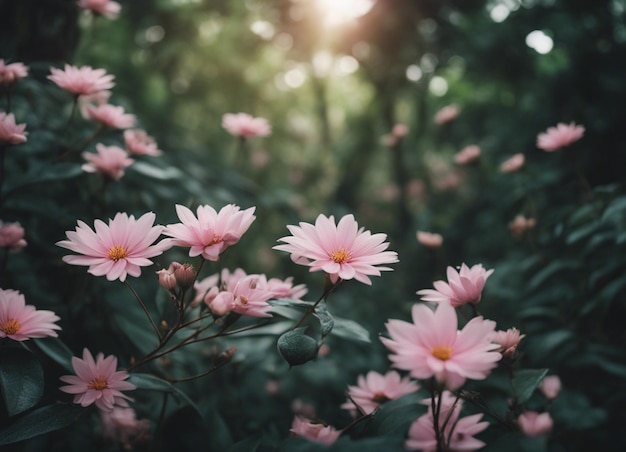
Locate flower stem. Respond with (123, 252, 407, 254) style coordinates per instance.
(291, 276, 340, 330)
(124, 280, 162, 340)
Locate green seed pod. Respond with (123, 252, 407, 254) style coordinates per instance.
(277, 329, 319, 368)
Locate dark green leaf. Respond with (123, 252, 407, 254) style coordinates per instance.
(128, 373, 202, 416)
(33, 337, 74, 372)
(0, 347, 44, 416)
(330, 317, 370, 343)
(0, 404, 83, 445)
(131, 161, 184, 180)
(512, 369, 548, 404)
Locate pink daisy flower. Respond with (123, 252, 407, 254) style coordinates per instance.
(434, 105, 460, 125)
(78, 0, 121, 19)
(491, 327, 525, 359)
(56, 212, 167, 282)
(266, 276, 308, 300)
(84, 104, 136, 129)
(124, 129, 162, 156)
(454, 145, 481, 165)
(0, 112, 27, 144)
(0, 289, 61, 341)
(0, 221, 27, 252)
(48, 65, 115, 97)
(381, 301, 501, 390)
(290, 416, 341, 446)
(417, 263, 494, 308)
(82, 144, 135, 181)
(536, 122, 585, 151)
(406, 391, 489, 451)
(221, 113, 271, 138)
(162, 204, 256, 261)
(341, 370, 419, 415)
(499, 153, 525, 173)
(202, 268, 273, 318)
(59, 348, 135, 411)
(273, 214, 398, 285)
(416, 231, 443, 249)
(517, 411, 553, 437)
(0, 60, 29, 85)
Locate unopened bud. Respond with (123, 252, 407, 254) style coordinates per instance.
(173, 262, 196, 290)
(215, 345, 237, 367)
(277, 330, 319, 368)
(157, 265, 177, 290)
(209, 291, 235, 316)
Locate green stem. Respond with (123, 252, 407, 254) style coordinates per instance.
(124, 280, 162, 340)
(291, 276, 339, 330)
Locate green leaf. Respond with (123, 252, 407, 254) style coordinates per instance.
(229, 437, 260, 452)
(512, 368, 548, 404)
(314, 299, 335, 339)
(4, 162, 82, 194)
(33, 337, 74, 372)
(330, 317, 371, 343)
(0, 347, 44, 416)
(131, 161, 184, 180)
(0, 404, 83, 445)
(128, 373, 202, 416)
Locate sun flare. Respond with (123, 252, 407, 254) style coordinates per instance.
(316, 0, 375, 26)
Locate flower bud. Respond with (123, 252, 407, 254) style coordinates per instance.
(209, 291, 235, 316)
(173, 262, 196, 290)
(0, 222, 27, 252)
(277, 330, 319, 368)
(539, 375, 561, 400)
(517, 411, 553, 437)
(156, 266, 177, 290)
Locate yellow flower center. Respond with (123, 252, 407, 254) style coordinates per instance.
(87, 376, 109, 391)
(239, 296, 248, 306)
(0, 318, 20, 335)
(107, 245, 128, 261)
(431, 345, 453, 361)
(331, 248, 350, 264)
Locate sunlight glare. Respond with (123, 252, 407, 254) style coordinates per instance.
(316, 0, 375, 26)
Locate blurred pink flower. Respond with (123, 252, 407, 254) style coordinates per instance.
(417, 263, 494, 307)
(100, 407, 150, 447)
(508, 214, 536, 238)
(78, 0, 121, 18)
(381, 301, 501, 390)
(539, 375, 561, 400)
(222, 113, 271, 138)
(499, 153, 525, 173)
(48, 65, 115, 96)
(84, 104, 136, 129)
(491, 327, 525, 359)
(0, 112, 27, 144)
(56, 212, 167, 282)
(406, 391, 488, 451)
(290, 416, 341, 445)
(341, 370, 419, 415)
(0, 289, 61, 341)
(537, 122, 585, 151)
(0, 60, 28, 84)
(79, 90, 112, 117)
(454, 145, 481, 165)
(274, 214, 398, 285)
(203, 269, 273, 318)
(124, 129, 162, 156)
(517, 411, 553, 437)
(60, 348, 135, 411)
(191, 273, 220, 307)
(434, 105, 460, 125)
(82, 144, 134, 180)
(0, 221, 27, 251)
(162, 204, 256, 261)
(267, 276, 308, 300)
(392, 123, 409, 138)
(250, 149, 270, 168)
(416, 231, 443, 248)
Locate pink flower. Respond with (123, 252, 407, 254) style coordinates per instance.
(59, 348, 135, 411)
(381, 301, 501, 390)
(517, 411, 553, 437)
(273, 214, 398, 285)
(192, 273, 220, 307)
(417, 263, 494, 307)
(222, 113, 271, 138)
(82, 144, 135, 180)
(162, 204, 256, 261)
(454, 145, 481, 165)
(0, 221, 27, 251)
(56, 212, 167, 282)
(0, 289, 61, 341)
(434, 105, 459, 125)
(537, 122, 585, 151)
(0, 112, 27, 144)
(266, 276, 308, 300)
(508, 215, 536, 238)
(539, 375, 561, 400)
(78, 0, 121, 18)
(341, 370, 419, 414)
(491, 327, 525, 359)
(416, 231, 443, 248)
(100, 407, 150, 447)
(290, 416, 341, 445)
(499, 153, 525, 173)
(48, 65, 115, 97)
(0, 60, 28, 85)
(156, 264, 178, 291)
(203, 269, 273, 318)
(84, 104, 136, 129)
(79, 90, 112, 117)
(406, 391, 489, 451)
(392, 123, 409, 138)
(124, 129, 162, 156)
